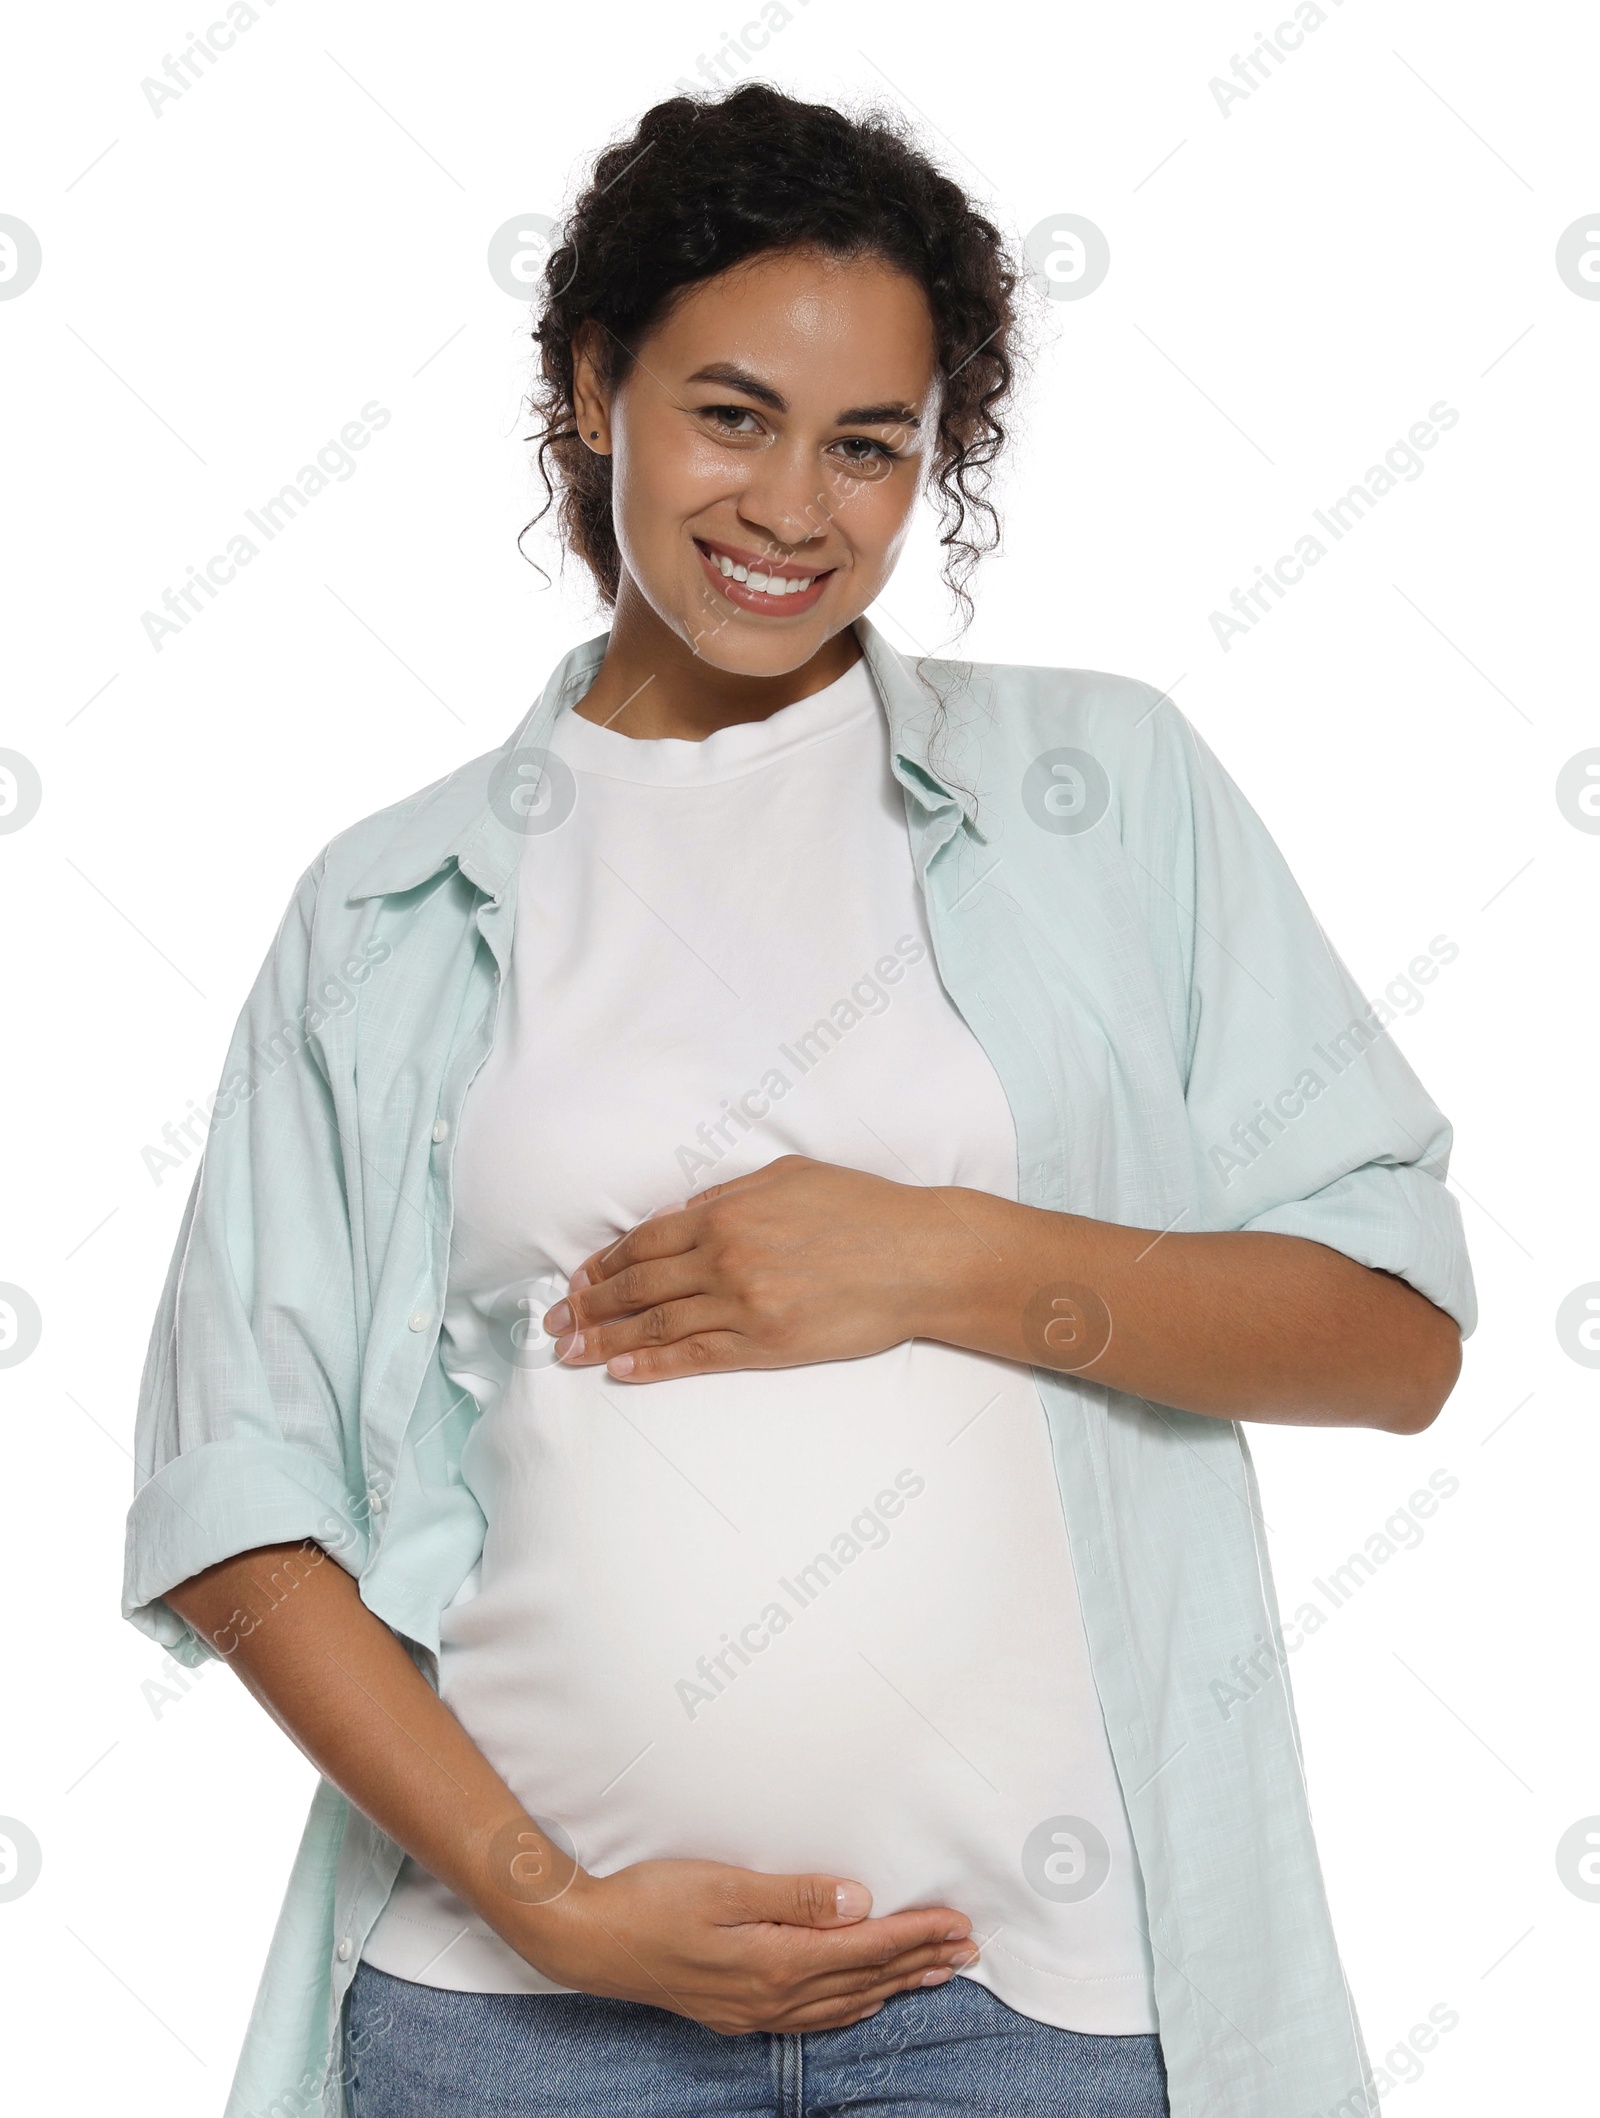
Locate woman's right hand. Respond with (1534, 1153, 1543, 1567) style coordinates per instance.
(504, 1853, 979, 2035)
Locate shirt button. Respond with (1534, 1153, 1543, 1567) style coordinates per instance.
(408, 1310, 430, 1332)
(336, 1937, 353, 1963)
(369, 1492, 385, 1514)
(431, 1119, 449, 1143)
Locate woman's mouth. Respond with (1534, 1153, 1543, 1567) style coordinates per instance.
(694, 537, 834, 616)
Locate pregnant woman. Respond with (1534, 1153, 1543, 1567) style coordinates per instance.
(124, 83, 1474, 2118)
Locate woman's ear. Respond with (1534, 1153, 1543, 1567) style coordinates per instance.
(571, 325, 612, 454)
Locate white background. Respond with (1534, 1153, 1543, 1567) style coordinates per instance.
(2, 0, 1596, 2110)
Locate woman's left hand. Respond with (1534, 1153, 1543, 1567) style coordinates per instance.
(541, 1155, 975, 1381)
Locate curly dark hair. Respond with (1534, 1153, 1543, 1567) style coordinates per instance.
(519, 82, 1025, 634)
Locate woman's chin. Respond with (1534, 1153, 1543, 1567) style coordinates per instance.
(673, 606, 850, 675)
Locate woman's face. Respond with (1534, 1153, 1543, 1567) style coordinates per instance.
(574, 246, 940, 677)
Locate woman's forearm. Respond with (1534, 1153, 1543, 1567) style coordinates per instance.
(919, 1191, 1461, 1433)
(164, 1542, 556, 1927)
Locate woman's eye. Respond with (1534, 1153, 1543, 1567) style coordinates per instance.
(828, 436, 901, 481)
(701, 404, 766, 437)
(832, 436, 896, 466)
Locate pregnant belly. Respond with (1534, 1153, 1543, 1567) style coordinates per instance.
(438, 1344, 1141, 1957)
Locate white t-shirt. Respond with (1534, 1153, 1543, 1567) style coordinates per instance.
(362, 655, 1158, 2034)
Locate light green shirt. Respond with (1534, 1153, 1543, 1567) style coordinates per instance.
(124, 614, 1473, 2118)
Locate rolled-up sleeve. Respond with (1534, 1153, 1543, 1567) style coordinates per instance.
(123, 854, 367, 1665)
(1147, 709, 1475, 1336)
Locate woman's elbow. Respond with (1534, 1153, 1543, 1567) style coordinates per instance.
(1378, 1305, 1463, 1435)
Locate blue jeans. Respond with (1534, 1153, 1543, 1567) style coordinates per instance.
(343, 1962, 1170, 2116)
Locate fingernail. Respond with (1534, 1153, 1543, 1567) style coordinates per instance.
(544, 1301, 572, 1334)
(940, 1924, 970, 1941)
(569, 1267, 591, 1291)
(920, 1968, 953, 1986)
(606, 1353, 635, 1378)
(947, 1947, 978, 1968)
(554, 1331, 584, 1360)
(835, 1882, 871, 1920)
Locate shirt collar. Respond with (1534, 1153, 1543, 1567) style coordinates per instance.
(346, 611, 981, 905)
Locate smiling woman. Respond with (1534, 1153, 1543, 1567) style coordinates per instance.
(127, 78, 1472, 2118)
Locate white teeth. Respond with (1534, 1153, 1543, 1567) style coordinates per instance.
(707, 548, 814, 595)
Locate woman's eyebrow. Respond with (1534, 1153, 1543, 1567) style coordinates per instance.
(683, 361, 921, 427)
